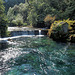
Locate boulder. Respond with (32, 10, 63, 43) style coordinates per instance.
(50, 22, 69, 41)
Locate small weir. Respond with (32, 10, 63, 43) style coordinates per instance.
(8, 27, 48, 36)
(0, 29, 48, 44)
(10, 30, 47, 37)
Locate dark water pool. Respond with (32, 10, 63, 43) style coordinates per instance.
(0, 37, 75, 75)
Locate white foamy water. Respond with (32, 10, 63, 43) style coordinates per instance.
(0, 35, 44, 41)
(39, 30, 41, 35)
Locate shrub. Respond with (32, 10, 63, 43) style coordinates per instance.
(11, 14, 23, 26)
(44, 14, 55, 28)
(23, 23, 28, 26)
(0, 0, 8, 37)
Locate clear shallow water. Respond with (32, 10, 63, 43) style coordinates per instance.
(0, 37, 75, 75)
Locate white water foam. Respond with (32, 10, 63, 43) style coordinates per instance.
(39, 30, 41, 35)
(0, 35, 44, 43)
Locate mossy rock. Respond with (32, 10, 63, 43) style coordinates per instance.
(49, 21, 69, 41)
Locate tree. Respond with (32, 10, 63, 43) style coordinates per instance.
(7, 0, 75, 27)
(7, 3, 29, 26)
(0, 0, 8, 37)
(4, 0, 25, 12)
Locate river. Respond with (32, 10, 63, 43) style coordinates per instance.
(0, 36, 75, 75)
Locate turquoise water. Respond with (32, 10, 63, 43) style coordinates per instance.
(0, 37, 75, 75)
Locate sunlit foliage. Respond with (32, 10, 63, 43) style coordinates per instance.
(4, 0, 25, 12)
(7, 0, 75, 27)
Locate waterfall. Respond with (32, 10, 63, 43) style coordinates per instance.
(10, 30, 48, 37)
(39, 30, 41, 35)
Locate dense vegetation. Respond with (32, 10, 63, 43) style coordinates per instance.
(0, 0, 75, 39)
(4, 0, 25, 12)
(0, 0, 8, 37)
(7, 0, 75, 27)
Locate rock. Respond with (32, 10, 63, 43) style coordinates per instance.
(50, 22, 69, 41)
(61, 22, 68, 33)
(7, 38, 12, 41)
(56, 22, 68, 34)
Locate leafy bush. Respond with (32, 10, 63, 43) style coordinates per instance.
(23, 23, 27, 26)
(11, 14, 23, 26)
(44, 14, 55, 28)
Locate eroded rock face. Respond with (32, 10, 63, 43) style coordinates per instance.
(50, 22, 69, 41)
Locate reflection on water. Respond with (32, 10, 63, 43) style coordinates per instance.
(0, 37, 75, 75)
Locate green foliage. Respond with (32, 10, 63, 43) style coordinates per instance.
(44, 14, 55, 28)
(7, 3, 29, 26)
(0, 0, 8, 37)
(7, 0, 75, 27)
(11, 14, 23, 26)
(7, 7, 15, 22)
(23, 23, 27, 26)
(27, 11, 38, 26)
(4, 0, 25, 12)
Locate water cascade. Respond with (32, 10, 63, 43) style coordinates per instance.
(10, 30, 46, 37)
(39, 30, 41, 35)
(7, 27, 48, 37)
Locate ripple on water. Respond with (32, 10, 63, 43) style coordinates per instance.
(0, 37, 75, 75)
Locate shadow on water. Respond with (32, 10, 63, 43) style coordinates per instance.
(0, 37, 75, 75)
(0, 43, 9, 50)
